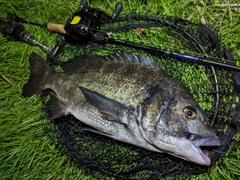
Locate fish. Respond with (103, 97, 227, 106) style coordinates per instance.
(22, 52, 221, 166)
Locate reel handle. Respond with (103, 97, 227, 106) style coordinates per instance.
(112, 2, 123, 19)
(80, 0, 88, 9)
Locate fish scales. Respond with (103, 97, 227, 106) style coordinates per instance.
(22, 52, 221, 166)
(50, 61, 165, 107)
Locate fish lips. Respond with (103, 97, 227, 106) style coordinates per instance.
(191, 135, 221, 166)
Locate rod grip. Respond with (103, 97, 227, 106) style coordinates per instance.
(47, 22, 66, 34)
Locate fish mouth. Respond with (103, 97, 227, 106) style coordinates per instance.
(191, 136, 221, 166)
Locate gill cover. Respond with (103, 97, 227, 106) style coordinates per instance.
(136, 84, 171, 146)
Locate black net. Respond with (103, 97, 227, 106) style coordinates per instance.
(44, 15, 240, 179)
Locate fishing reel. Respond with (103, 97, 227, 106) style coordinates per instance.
(45, 0, 123, 43)
(62, 0, 123, 43)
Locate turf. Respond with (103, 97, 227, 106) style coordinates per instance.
(0, 0, 239, 179)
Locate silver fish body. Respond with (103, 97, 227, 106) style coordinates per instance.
(23, 52, 221, 166)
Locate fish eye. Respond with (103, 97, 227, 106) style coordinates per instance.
(184, 107, 197, 119)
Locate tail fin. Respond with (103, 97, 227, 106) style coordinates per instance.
(22, 52, 51, 97)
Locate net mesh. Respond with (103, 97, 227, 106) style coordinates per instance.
(44, 15, 239, 179)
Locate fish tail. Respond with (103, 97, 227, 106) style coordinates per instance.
(22, 52, 51, 97)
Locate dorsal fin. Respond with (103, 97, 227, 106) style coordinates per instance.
(61, 52, 160, 72)
(61, 54, 103, 72)
(61, 56, 86, 72)
(119, 52, 160, 69)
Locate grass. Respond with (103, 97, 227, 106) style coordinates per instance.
(0, 0, 239, 179)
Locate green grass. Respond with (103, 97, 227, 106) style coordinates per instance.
(0, 0, 239, 179)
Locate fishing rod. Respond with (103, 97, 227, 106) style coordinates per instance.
(108, 39, 240, 72)
(0, 15, 53, 53)
(16, 15, 240, 72)
(0, 14, 66, 65)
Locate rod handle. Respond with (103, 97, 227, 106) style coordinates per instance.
(47, 22, 66, 34)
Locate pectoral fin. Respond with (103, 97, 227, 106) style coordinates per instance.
(79, 86, 128, 125)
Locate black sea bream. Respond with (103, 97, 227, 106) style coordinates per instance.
(23, 52, 221, 166)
